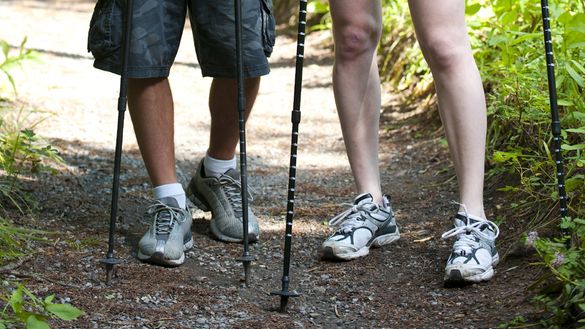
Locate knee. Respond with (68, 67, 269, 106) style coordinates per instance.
(419, 34, 470, 73)
(334, 21, 381, 62)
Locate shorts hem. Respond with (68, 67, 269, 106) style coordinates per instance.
(201, 64, 270, 79)
(94, 60, 171, 78)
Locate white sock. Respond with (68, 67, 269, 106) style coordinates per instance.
(153, 183, 186, 209)
(204, 154, 236, 177)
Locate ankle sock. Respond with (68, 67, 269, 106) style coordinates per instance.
(154, 183, 186, 209)
(204, 154, 236, 177)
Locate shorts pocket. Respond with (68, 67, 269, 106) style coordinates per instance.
(87, 0, 121, 59)
(260, 0, 276, 57)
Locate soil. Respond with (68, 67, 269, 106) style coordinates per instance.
(0, 1, 542, 328)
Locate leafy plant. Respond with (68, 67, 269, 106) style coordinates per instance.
(0, 106, 63, 212)
(0, 218, 46, 264)
(0, 37, 37, 96)
(0, 283, 84, 329)
(0, 36, 61, 280)
(520, 217, 585, 327)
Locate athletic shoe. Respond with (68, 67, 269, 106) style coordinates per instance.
(320, 193, 400, 260)
(186, 161, 259, 243)
(137, 197, 194, 267)
(442, 213, 500, 283)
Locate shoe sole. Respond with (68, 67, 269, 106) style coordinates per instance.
(187, 179, 259, 243)
(210, 219, 258, 243)
(444, 253, 500, 283)
(137, 237, 194, 267)
(321, 230, 401, 261)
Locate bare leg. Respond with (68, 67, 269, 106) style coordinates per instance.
(207, 77, 260, 160)
(408, 0, 487, 218)
(128, 77, 177, 186)
(329, 0, 383, 204)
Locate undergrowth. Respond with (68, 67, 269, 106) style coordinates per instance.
(0, 38, 81, 328)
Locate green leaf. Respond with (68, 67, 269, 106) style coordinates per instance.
(568, 41, 585, 49)
(565, 62, 584, 87)
(9, 286, 24, 314)
(561, 143, 585, 151)
(45, 304, 84, 321)
(572, 60, 585, 75)
(307, 1, 329, 14)
(573, 112, 585, 123)
(566, 128, 585, 134)
(25, 315, 50, 329)
(557, 99, 574, 106)
(0, 40, 8, 58)
(43, 295, 55, 305)
(466, 3, 481, 16)
(0, 322, 6, 329)
(566, 175, 585, 192)
(509, 32, 540, 46)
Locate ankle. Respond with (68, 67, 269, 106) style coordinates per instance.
(204, 153, 236, 177)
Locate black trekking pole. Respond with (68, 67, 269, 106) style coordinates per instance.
(234, 0, 255, 286)
(100, 0, 133, 285)
(539, 0, 569, 225)
(270, 0, 307, 312)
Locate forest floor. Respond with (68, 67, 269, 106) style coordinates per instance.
(0, 1, 543, 328)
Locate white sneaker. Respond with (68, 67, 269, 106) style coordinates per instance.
(442, 212, 500, 283)
(320, 193, 400, 260)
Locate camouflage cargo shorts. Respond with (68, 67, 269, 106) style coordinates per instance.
(87, 0, 276, 78)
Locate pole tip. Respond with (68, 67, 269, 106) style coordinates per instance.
(279, 297, 289, 313)
(100, 257, 122, 285)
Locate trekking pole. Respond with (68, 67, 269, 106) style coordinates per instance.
(270, 0, 307, 312)
(234, 0, 255, 286)
(539, 0, 569, 225)
(99, 0, 133, 285)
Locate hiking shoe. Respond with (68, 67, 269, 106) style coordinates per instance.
(137, 197, 194, 267)
(186, 161, 259, 243)
(442, 213, 500, 283)
(320, 193, 400, 261)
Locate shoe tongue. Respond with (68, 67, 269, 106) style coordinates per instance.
(154, 198, 177, 238)
(158, 197, 180, 208)
(454, 213, 485, 227)
(223, 168, 240, 180)
(354, 193, 374, 207)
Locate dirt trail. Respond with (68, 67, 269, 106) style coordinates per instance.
(0, 1, 537, 328)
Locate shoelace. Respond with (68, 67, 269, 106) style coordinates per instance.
(441, 203, 500, 253)
(218, 174, 254, 218)
(141, 201, 186, 235)
(329, 202, 379, 233)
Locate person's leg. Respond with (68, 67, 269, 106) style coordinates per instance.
(186, 0, 273, 243)
(127, 77, 193, 266)
(408, 0, 486, 218)
(206, 77, 260, 161)
(408, 0, 499, 283)
(321, 1, 399, 261)
(128, 77, 177, 186)
(329, 0, 383, 204)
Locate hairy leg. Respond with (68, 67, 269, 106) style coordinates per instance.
(207, 77, 260, 160)
(128, 77, 177, 186)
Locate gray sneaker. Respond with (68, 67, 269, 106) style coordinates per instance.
(137, 197, 193, 267)
(186, 161, 259, 243)
(320, 193, 400, 260)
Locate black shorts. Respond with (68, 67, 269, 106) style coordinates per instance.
(87, 0, 276, 78)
